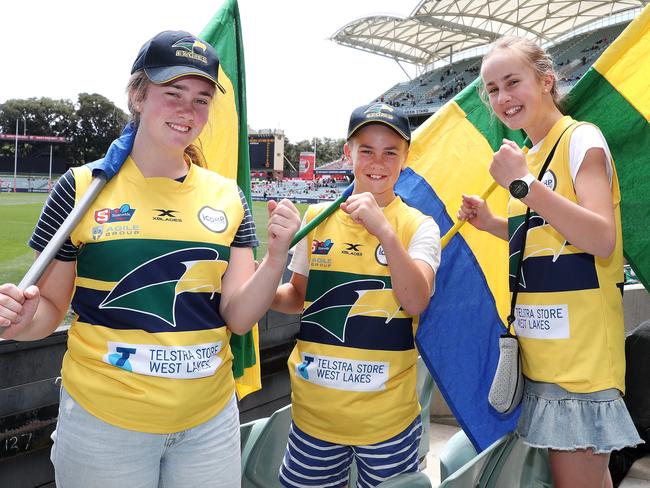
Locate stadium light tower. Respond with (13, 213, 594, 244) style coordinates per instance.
(13, 115, 26, 193)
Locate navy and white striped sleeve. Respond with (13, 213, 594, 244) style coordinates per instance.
(28, 170, 80, 261)
(231, 188, 259, 248)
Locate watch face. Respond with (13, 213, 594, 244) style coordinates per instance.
(509, 179, 528, 199)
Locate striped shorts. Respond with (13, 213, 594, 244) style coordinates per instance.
(278, 416, 422, 488)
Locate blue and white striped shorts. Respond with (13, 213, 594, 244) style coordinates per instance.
(278, 415, 422, 488)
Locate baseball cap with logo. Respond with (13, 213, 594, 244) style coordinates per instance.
(131, 30, 226, 93)
(347, 103, 411, 143)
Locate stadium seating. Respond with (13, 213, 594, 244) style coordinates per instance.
(376, 472, 432, 487)
(416, 355, 436, 468)
(373, 21, 629, 116)
(438, 431, 554, 487)
(438, 433, 513, 487)
(242, 357, 435, 487)
(251, 178, 345, 201)
(439, 430, 478, 481)
(241, 404, 292, 488)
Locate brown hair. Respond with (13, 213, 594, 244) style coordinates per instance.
(480, 36, 563, 110)
(126, 71, 208, 168)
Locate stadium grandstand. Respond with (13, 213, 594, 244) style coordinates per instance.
(331, 0, 643, 128)
(251, 176, 348, 202)
(300, 0, 644, 197)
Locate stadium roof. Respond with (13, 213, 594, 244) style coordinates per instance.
(331, 0, 646, 67)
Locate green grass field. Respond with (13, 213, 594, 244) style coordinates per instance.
(0, 192, 48, 285)
(0, 193, 307, 285)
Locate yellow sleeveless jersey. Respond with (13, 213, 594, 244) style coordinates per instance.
(289, 196, 428, 445)
(509, 116, 625, 393)
(64, 157, 243, 433)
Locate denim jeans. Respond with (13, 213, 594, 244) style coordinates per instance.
(51, 387, 240, 487)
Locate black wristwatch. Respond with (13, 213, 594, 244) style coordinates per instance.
(509, 174, 536, 199)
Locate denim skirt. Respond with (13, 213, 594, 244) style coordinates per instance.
(516, 378, 643, 454)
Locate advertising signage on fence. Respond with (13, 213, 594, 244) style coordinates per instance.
(299, 152, 315, 180)
(0, 134, 69, 143)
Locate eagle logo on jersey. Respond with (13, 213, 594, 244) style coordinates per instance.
(302, 279, 403, 342)
(99, 247, 227, 328)
(509, 214, 567, 288)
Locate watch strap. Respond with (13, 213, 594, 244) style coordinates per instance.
(520, 173, 536, 187)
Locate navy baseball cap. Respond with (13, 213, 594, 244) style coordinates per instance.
(347, 103, 411, 143)
(131, 30, 226, 93)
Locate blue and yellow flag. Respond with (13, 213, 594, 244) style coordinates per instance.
(399, 7, 650, 451)
(397, 84, 525, 452)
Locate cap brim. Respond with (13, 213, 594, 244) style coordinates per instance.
(145, 66, 226, 94)
(347, 120, 410, 142)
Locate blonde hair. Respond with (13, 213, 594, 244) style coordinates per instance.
(480, 36, 563, 110)
(126, 71, 208, 168)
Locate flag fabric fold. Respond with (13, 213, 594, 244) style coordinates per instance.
(90, 124, 135, 180)
(564, 8, 650, 290)
(396, 83, 526, 451)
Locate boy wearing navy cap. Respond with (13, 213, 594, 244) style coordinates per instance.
(272, 103, 441, 487)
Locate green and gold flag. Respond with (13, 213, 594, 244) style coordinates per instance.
(198, 0, 261, 399)
(565, 8, 650, 289)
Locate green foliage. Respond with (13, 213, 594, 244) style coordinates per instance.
(0, 95, 128, 169)
(75, 93, 129, 165)
(0, 98, 78, 161)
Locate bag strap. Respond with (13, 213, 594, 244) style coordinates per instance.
(505, 123, 575, 336)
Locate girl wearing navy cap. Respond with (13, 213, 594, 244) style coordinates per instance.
(0, 30, 300, 487)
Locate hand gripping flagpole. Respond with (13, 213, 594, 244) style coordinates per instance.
(289, 180, 499, 250)
(18, 124, 136, 290)
(440, 180, 499, 249)
(289, 183, 354, 248)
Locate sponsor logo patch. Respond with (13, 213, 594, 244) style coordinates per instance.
(104, 341, 223, 378)
(296, 352, 389, 392)
(198, 206, 228, 233)
(94, 204, 136, 224)
(91, 225, 104, 241)
(342, 242, 363, 256)
(153, 209, 182, 222)
(541, 169, 557, 191)
(375, 244, 387, 265)
(311, 239, 334, 255)
(100, 224, 140, 239)
(310, 256, 332, 268)
(513, 304, 570, 339)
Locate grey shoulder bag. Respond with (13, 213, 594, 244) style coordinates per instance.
(488, 124, 574, 414)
